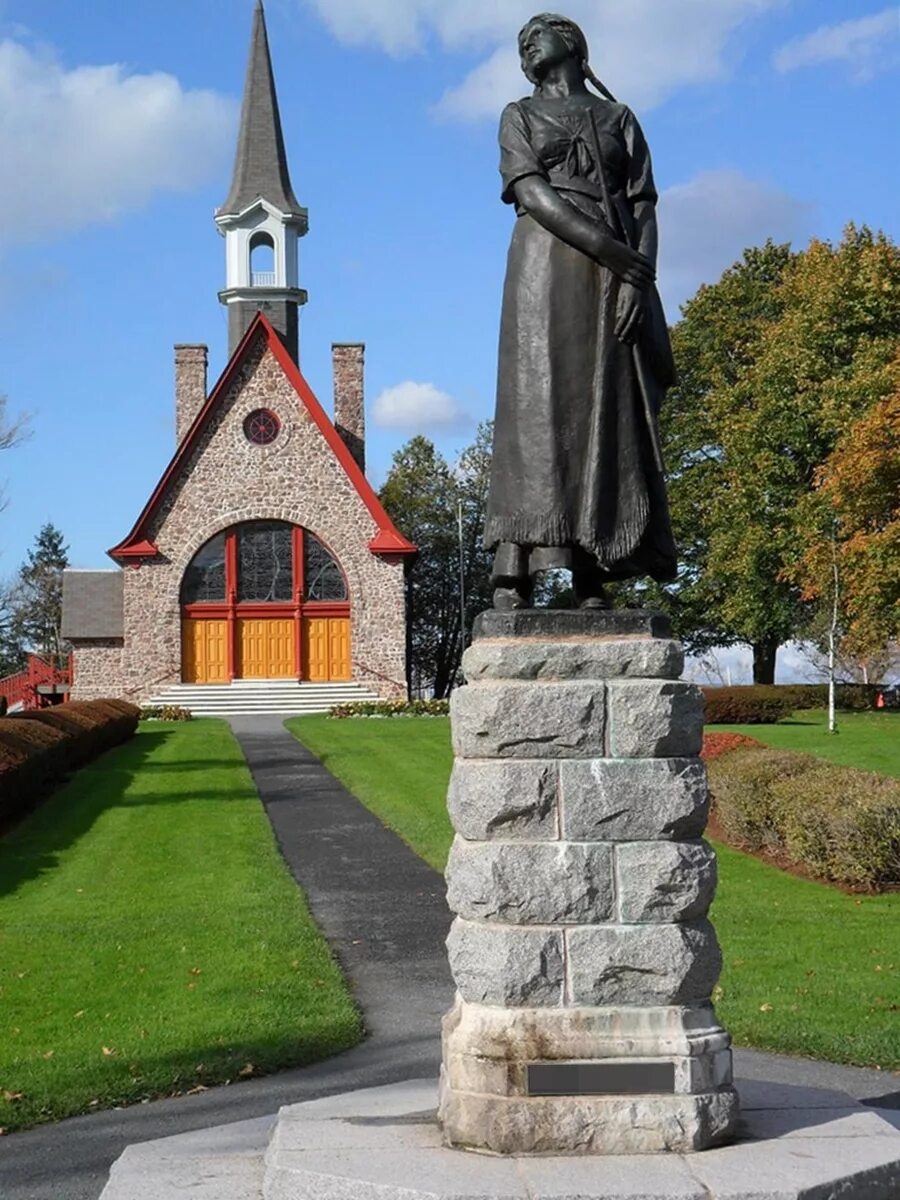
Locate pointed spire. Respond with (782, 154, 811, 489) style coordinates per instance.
(218, 0, 303, 218)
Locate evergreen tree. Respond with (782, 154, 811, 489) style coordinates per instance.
(380, 425, 493, 698)
(12, 523, 70, 665)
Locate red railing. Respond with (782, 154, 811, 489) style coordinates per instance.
(0, 653, 72, 712)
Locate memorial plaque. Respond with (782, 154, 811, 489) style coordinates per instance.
(527, 1062, 676, 1097)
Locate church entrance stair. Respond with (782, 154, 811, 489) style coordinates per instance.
(144, 679, 381, 717)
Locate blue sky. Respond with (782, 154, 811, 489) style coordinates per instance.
(0, 0, 897, 643)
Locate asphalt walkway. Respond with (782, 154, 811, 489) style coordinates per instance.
(1, 716, 896, 1200)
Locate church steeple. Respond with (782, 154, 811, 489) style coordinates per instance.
(216, 0, 308, 363)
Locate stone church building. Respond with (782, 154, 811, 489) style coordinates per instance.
(61, 3, 414, 706)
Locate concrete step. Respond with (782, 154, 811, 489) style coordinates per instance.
(144, 680, 382, 716)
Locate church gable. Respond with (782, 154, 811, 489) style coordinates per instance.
(109, 315, 415, 565)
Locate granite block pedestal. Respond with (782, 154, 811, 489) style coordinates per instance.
(438, 610, 739, 1156)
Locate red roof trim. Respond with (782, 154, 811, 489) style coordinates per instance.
(114, 540, 159, 559)
(109, 314, 416, 562)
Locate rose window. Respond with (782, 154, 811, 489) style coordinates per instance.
(243, 409, 280, 445)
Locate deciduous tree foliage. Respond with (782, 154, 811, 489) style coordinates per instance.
(655, 227, 899, 682)
(379, 426, 493, 698)
(793, 379, 900, 657)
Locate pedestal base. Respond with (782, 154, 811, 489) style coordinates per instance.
(262, 1079, 900, 1200)
(439, 997, 738, 1154)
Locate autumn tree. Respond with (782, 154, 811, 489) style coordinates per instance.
(656, 227, 900, 682)
(379, 425, 493, 698)
(792, 378, 900, 660)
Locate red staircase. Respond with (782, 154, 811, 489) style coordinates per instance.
(0, 653, 72, 712)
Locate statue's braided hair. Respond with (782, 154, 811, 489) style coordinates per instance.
(518, 13, 617, 101)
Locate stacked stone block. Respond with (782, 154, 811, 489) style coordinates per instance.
(438, 610, 739, 1155)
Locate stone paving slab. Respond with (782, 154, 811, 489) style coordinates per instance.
(264, 1079, 900, 1200)
(99, 1115, 271, 1200)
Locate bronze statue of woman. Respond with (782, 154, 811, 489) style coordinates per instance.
(485, 13, 677, 609)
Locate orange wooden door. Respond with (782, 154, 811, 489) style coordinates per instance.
(237, 619, 295, 678)
(303, 617, 329, 682)
(303, 617, 350, 681)
(327, 618, 351, 681)
(182, 619, 228, 683)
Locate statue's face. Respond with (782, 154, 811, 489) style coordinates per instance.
(519, 20, 572, 79)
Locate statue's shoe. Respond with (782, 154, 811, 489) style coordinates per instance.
(492, 585, 531, 610)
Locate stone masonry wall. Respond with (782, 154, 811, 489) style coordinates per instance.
(175, 345, 208, 446)
(119, 332, 406, 701)
(332, 343, 365, 473)
(70, 640, 126, 700)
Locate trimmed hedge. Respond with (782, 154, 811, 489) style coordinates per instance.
(704, 684, 883, 723)
(0, 699, 140, 826)
(709, 746, 900, 890)
(329, 699, 450, 719)
(702, 686, 796, 724)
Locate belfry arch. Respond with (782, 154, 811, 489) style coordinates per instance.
(180, 520, 351, 683)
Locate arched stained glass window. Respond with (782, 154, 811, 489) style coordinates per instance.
(181, 532, 226, 603)
(304, 533, 347, 601)
(238, 521, 294, 602)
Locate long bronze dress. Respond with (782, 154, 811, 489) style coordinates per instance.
(484, 94, 677, 583)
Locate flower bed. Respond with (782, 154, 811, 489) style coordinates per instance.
(329, 699, 449, 718)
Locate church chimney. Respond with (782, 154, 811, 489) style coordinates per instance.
(332, 343, 365, 473)
(175, 344, 208, 444)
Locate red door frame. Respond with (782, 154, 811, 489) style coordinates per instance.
(182, 525, 350, 681)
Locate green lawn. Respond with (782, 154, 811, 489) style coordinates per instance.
(286, 715, 454, 873)
(709, 709, 900, 778)
(0, 720, 361, 1133)
(289, 714, 899, 1070)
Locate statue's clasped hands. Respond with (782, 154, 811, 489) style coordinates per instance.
(597, 239, 655, 345)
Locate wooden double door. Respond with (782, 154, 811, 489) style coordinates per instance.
(182, 616, 351, 683)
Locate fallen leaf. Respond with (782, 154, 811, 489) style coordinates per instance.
(185, 1085, 208, 1096)
(759, 1003, 773, 1013)
(189, 967, 201, 977)
(2, 1091, 24, 1103)
(41, 1051, 54, 1060)
(73, 1010, 85, 1019)
(238, 1063, 256, 1078)
(102, 1047, 116, 1057)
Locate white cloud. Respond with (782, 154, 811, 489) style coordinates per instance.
(0, 39, 236, 247)
(657, 169, 814, 316)
(304, 0, 787, 119)
(774, 9, 899, 77)
(372, 380, 466, 429)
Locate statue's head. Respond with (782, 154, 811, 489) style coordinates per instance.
(517, 13, 589, 84)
